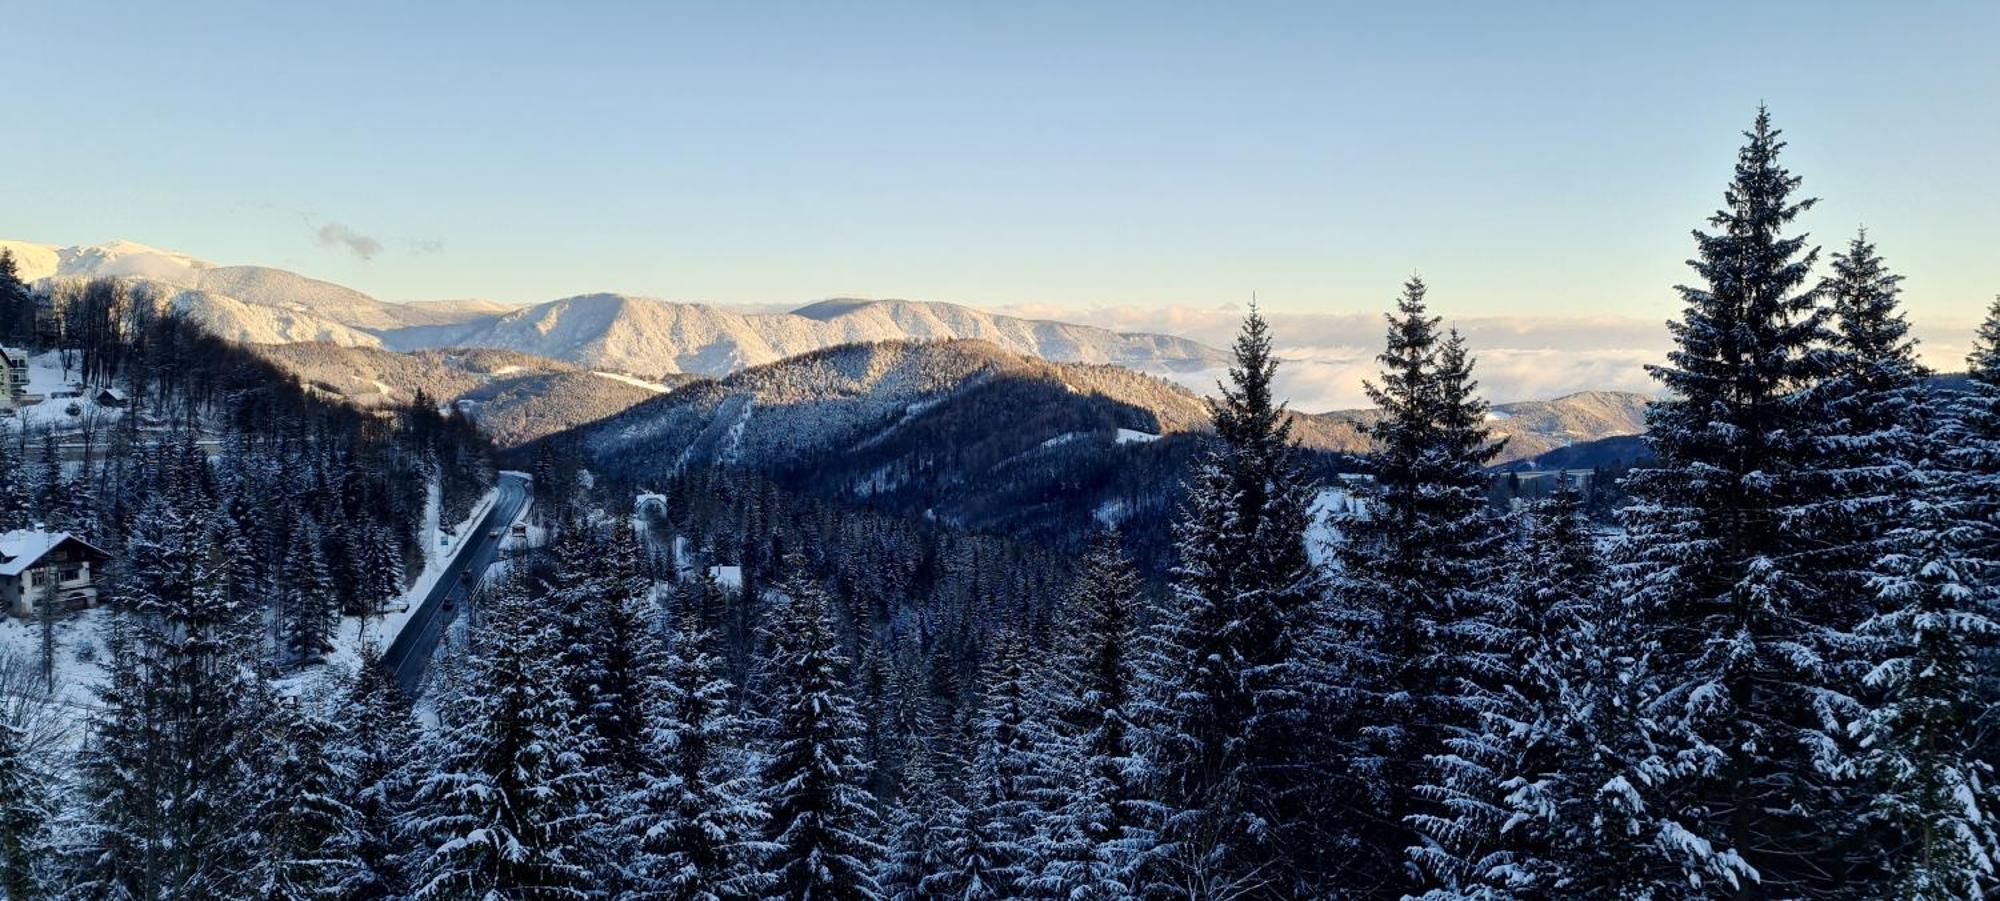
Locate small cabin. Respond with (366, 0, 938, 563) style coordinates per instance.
(94, 387, 128, 408)
(0, 530, 113, 617)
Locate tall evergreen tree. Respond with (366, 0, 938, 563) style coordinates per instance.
(622, 616, 764, 900)
(332, 645, 422, 900)
(1854, 388, 2000, 897)
(1033, 530, 1150, 899)
(0, 248, 35, 344)
(279, 516, 338, 664)
(1958, 296, 2000, 558)
(1139, 304, 1328, 898)
(939, 640, 1045, 900)
(250, 700, 357, 900)
(1809, 230, 1927, 616)
(0, 438, 26, 532)
(1614, 107, 1855, 895)
(65, 495, 272, 897)
(1331, 278, 1506, 896)
(0, 721, 49, 901)
(756, 564, 884, 901)
(589, 516, 659, 782)
(879, 733, 961, 901)
(407, 580, 606, 899)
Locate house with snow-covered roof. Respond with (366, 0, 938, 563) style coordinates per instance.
(0, 530, 112, 617)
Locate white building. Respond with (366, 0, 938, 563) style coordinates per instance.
(0, 530, 112, 617)
(0, 346, 34, 410)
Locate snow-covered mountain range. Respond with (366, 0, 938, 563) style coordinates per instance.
(0, 239, 1228, 379)
(1, 239, 1651, 456)
(378, 293, 1229, 379)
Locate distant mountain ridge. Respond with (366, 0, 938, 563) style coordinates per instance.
(379, 293, 1231, 379)
(570, 340, 1652, 549)
(2, 239, 1230, 380)
(1, 238, 504, 333)
(2, 239, 1654, 455)
(254, 343, 687, 447)
(1313, 389, 1653, 461)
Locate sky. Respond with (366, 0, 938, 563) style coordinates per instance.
(4, 1, 1995, 340)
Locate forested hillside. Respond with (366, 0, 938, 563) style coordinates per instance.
(257, 342, 688, 446)
(404, 109, 2000, 899)
(0, 107, 1994, 901)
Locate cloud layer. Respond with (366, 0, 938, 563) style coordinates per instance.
(999, 302, 1979, 411)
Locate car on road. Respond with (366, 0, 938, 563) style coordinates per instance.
(488, 527, 501, 538)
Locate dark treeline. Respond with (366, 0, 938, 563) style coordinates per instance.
(2, 107, 1998, 900)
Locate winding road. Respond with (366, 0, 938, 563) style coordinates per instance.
(381, 472, 532, 696)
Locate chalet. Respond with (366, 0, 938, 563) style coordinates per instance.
(0, 530, 112, 617)
(0, 346, 32, 409)
(94, 387, 128, 408)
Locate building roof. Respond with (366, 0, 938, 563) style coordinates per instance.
(0, 530, 112, 576)
(0, 346, 23, 365)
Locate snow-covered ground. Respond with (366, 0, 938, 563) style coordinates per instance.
(1306, 476, 1374, 568)
(0, 606, 113, 713)
(1115, 427, 1161, 444)
(592, 370, 670, 393)
(3, 351, 126, 432)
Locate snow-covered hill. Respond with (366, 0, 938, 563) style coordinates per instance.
(1312, 390, 1653, 461)
(1, 239, 508, 333)
(255, 344, 687, 446)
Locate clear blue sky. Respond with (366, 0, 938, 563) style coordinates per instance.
(4, 1, 1994, 323)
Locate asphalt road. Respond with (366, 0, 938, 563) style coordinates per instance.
(381, 473, 532, 696)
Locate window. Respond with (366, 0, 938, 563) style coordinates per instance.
(59, 567, 83, 584)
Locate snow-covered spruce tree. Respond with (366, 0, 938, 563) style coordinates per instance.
(0, 438, 26, 532)
(1806, 230, 1928, 623)
(1138, 303, 1329, 898)
(1958, 298, 2000, 779)
(937, 639, 1047, 899)
(0, 247, 35, 343)
(1031, 529, 1151, 899)
(279, 514, 339, 665)
(1854, 387, 2000, 898)
(1328, 277, 1505, 896)
(1958, 296, 2000, 559)
(1410, 478, 1641, 898)
(65, 494, 273, 897)
(249, 698, 358, 900)
(673, 558, 730, 646)
(937, 751, 1018, 901)
(360, 522, 407, 620)
(332, 644, 422, 900)
(590, 515, 660, 782)
(0, 721, 49, 900)
(622, 615, 765, 900)
(879, 731, 963, 901)
(1614, 107, 1859, 895)
(755, 563, 884, 901)
(407, 578, 609, 899)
